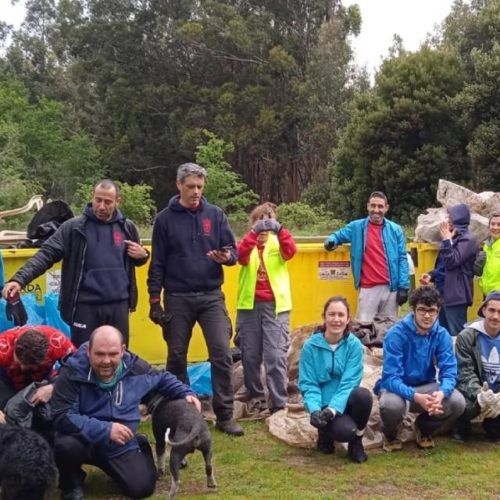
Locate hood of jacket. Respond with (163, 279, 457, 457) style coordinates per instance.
(448, 204, 470, 233)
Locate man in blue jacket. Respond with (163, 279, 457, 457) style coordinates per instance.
(324, 191, 409, 322)
(147, 163, 243, 436)
(51, 325, 199, 500)
(375, 286, 465, 451)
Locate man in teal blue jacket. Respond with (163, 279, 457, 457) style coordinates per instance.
(375, 286, 465, 451)
(324, 192, 409, 322)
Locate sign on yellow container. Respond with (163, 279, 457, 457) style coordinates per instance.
(0, 242, 485, 365)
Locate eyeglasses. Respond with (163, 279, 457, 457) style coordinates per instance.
(415, 307, 439, 316)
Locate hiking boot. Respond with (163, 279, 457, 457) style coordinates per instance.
(215, 418, 244, 436)
(317, 427, 334, 454)
(347, 435, 368, 463)
(61, 486, 84, 500)
(482, 419, 500, 443)
(382, 436, 403, 452)
(415, 427, 435, 449)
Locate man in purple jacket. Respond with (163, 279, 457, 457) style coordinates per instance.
(147, 163, 243, 437)
(420, 204, 477, 336)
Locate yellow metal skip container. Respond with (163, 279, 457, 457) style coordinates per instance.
(0, 242, 485, 365)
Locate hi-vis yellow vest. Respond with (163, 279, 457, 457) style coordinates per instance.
(237, 233, 292, 314)
(480, 238, 500, 295)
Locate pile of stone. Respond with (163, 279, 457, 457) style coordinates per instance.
(414, 179, 500, 243)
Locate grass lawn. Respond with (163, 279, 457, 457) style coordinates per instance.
(83, 419, 499, 499)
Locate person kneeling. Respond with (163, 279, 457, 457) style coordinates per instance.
(375, 286, 465, 451)
(454, 291, 500, 443)
(299, 296, 373, 463)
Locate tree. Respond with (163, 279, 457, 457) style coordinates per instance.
(195, 130, 258, 219)
(443, 0, 500, 190)
(0, 75, 102, 202)
(328, 46, 468, 224)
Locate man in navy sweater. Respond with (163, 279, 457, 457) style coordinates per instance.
(147, 163, 243, 436)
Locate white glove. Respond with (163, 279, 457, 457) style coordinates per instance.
(477, 382, 496, 409)
(483, 392, 500, 419)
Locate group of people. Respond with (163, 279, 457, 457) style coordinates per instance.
(0, 166, 498, 497)
(0, 164, 298, 498)
(300, 193, 500, 462)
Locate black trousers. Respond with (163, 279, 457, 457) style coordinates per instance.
(163, 290, 234, 420)
(70, 300, 130, 347)
(318, 387, 373, 444)
(54, 433, 156, 498)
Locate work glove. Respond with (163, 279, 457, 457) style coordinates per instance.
(310, 408, 336, 429)
(396, 289, 409, 306)
(149, 301, 167, 327)
(6, 292, 28, 327)
(324, 239, 337, 251)
(483, 392, 500, 419)
(474, 250, 486, 276)
(252, 218, 282, 234)
(477, 382, 496, 410)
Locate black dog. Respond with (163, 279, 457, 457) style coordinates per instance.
(152, 398, 216, 500)
(0, 425, 57, 500)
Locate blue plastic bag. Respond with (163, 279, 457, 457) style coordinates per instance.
(187, 362, 213, 396)
(0, 293, 44, 332)
(44, 292, 70, 337)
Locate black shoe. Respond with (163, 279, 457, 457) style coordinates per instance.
(348, 435, 368, 463)
(317, 438, 334, 454)
(452, 429, 468, 443)
(215, 418, 244, 436)
(61, 486, 84, 500)
(482, 419, 500, 443)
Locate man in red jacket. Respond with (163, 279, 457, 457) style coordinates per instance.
(0, 325, 75, 426)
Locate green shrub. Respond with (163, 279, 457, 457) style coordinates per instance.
(277, 202, 342, 235)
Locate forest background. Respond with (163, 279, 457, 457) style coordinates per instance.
(1, 0, 500, 236)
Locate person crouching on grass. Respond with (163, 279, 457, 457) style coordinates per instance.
(299, 296, 373, 463)
(236, 202, 296, 415)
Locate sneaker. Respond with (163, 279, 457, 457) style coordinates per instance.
(382, 436, 403, 452)
(61, 486, 85, 500)
(348, 435, 368, 463)
(415, 427, 435, 449)
(215, 418, 245, 436)
(482, 419, 500, 443)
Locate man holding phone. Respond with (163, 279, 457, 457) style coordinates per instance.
(2, 180, 149, 347)
(147, 163, 243, 436)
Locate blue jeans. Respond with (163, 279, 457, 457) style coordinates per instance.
(439, 305, 467, 336)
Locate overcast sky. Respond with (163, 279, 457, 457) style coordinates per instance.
(2, 0, 457, 75)
(344, 0, 456, 75)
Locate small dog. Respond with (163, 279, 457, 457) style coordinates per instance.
(152, 397, 216, 500)
(0, 425, 57, 500)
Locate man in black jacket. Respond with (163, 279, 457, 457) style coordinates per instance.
(2, 180, 149, 347)
(147, 162, 243, 436)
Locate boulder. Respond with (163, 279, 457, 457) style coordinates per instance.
(414, 179, 494, 243)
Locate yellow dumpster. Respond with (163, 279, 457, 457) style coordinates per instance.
(0, 242, 485, 365)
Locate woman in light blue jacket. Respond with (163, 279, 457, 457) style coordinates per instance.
(299, 296, 372, 463)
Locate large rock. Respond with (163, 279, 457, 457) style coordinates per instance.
(436, 179, 500, 216)
(414, 179, 495, 243)
(415, 207, 489, 244)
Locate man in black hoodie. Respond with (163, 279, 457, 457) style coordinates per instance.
(147, 163, 244, 436)
(2, 180, 149, 347)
